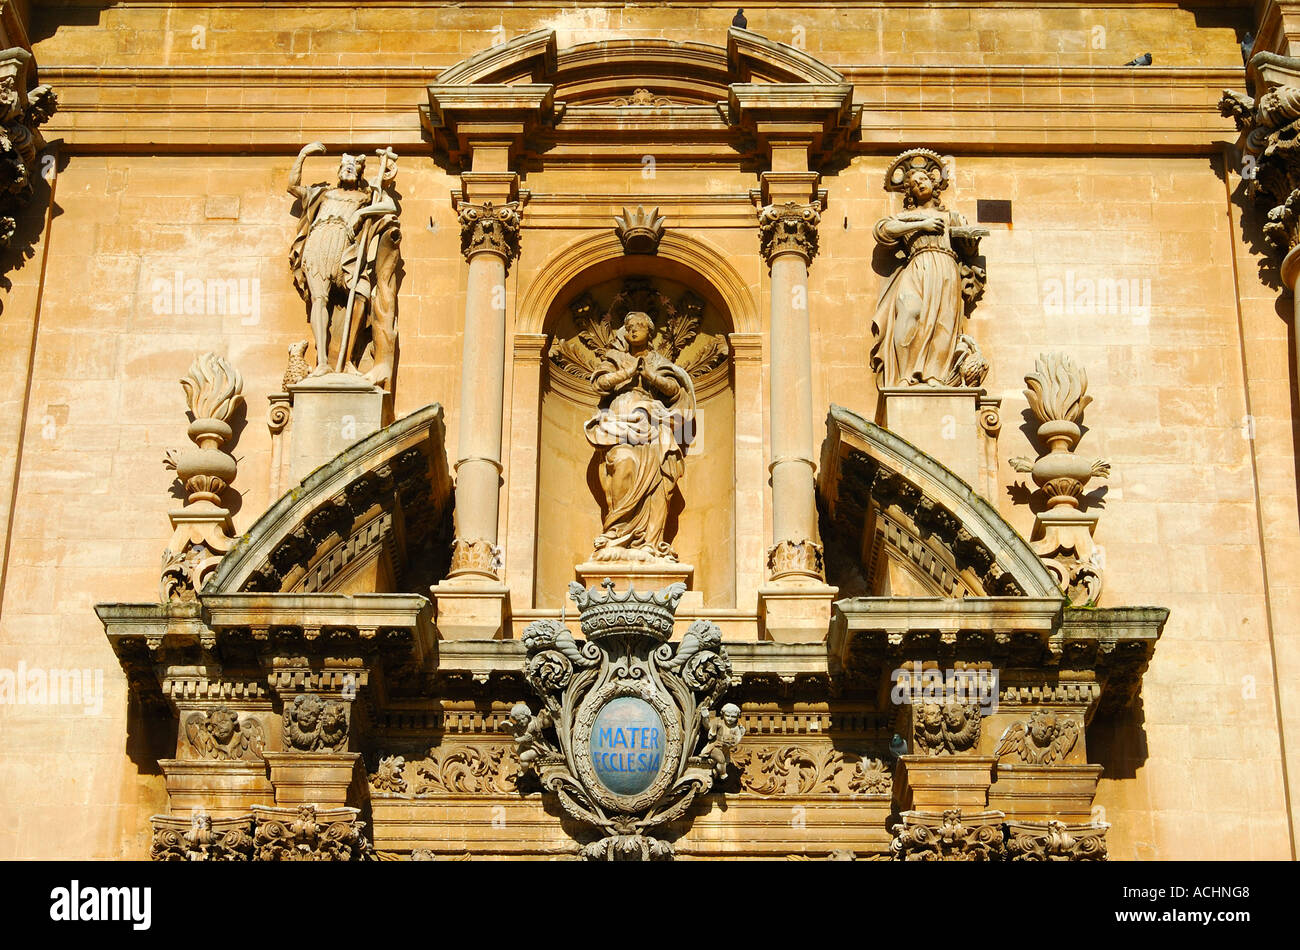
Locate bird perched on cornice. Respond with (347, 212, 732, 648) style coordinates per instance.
(1241, 32, 1255, 67)
(1124, 52, 1152, 66)
(889, 734, 908, 759)
(732, 8, 747, 29)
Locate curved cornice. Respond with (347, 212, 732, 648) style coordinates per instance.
(206, 404, 451, 596)
(821, 404, 1061, 601)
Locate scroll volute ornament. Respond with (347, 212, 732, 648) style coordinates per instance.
(458, 200, 521, 265)
(161, 353, 245, 602)
(758, 200, 820, 263)
(0, 47, 57, 249)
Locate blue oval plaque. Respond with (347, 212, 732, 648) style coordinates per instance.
(589, 696, 664, 796)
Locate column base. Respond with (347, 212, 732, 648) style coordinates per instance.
(263, 751, 363, 808)
(757, 581, 838, 643)
(431, 578, 510, 639)
(877, 386, 983, 488)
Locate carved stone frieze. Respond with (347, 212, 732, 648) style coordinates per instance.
(283, 694, 350, 752)
(1006, 819, 1108, 861)
(611, 88, 672, 108)
(184, 707, 266, 761)
(732, 744, 892, 796)
(150, 814, 254, 861)
(252, 804, 372, 861)
(758, 200, 820, 263)
(994, 709, 1080, 766)
(458, 200, 521, 265)
(414, 744, 517, 795)
(913, 701, 981, 755)
(890, 808, 1006, 861)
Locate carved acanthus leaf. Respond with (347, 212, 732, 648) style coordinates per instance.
(732, 745, 893, 796)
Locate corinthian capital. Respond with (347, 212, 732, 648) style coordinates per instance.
(458, 201, 521, 267)
(758, 201, 821, 265)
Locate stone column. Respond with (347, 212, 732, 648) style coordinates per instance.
(431, 199, 520, 639)
(755, 200, 838, 641)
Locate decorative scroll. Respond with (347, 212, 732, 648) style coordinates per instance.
(732, 745, 892, 796)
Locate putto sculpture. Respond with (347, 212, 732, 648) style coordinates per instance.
(871, 148, 989, 388)
(512, 580, 736, 860)
(288, 142, 401, 389)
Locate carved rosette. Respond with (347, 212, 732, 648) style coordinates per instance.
(150, 814, 254, 861)
(1007, 819, 1108, 861)
(251, 804, 371, 861)
(0, 47, 57, 249)
(913, 701, 982, 755)
(161, 353, 245, 602)
(512, 581, 735, 860)
(448, 536, 502, 579)
(766, 538, 825, 581)
(758, 201, 820, 264)
(890, 809, 1006, 861)
(458, 200, 521, 268)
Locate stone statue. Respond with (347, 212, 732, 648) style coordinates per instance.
(507, 702, 555, 771)
(701, 702, 744, 780)
(870, 148, 988, 388)
(583, 310, 696, 562)
(287, 143, 401, 389)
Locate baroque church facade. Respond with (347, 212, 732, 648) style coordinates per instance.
(0, 0, 1296, 860)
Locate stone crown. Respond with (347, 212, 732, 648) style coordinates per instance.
(567, 579, 687, 641)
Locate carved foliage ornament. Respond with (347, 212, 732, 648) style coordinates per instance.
(458, 200, 521, 265)
(512, 581, 734, 860)
(1006, 819, 1108, 861)
(890, 809, 1005, 861)
(185, 706, 266, 761)
(549, 277, 729, 384)
(0, 47, 57, 248)
(758, 201, 821, 263)
(252, 804, 372, 862)
(151, 814, 253, 862)
(733, 745, 892, 796)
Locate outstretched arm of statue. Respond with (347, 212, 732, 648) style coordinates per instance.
(288, 142, 326, 199)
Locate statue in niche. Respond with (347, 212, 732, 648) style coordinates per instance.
(287, 142, 402, 389)
(583, 310, 697, 562)
(870, 148, 989, 388)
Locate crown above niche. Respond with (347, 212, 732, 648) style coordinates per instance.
(567, 579, 687, 641)
(614, 205, 666, 254)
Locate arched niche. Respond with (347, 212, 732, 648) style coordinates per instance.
(532, 263, 737, 608)
(505, 231, 762, 617)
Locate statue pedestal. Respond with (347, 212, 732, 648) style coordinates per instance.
(574, 561, 703, 612)
(287, 374, 387, 483)
(877, 386, 983, 488)
(758, 581, 837, 643)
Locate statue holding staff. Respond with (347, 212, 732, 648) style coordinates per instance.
(287, 143, 402, 389)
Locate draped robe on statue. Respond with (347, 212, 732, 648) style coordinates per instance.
(869, 208, 968, 386)
(583, 347, 696, 561)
